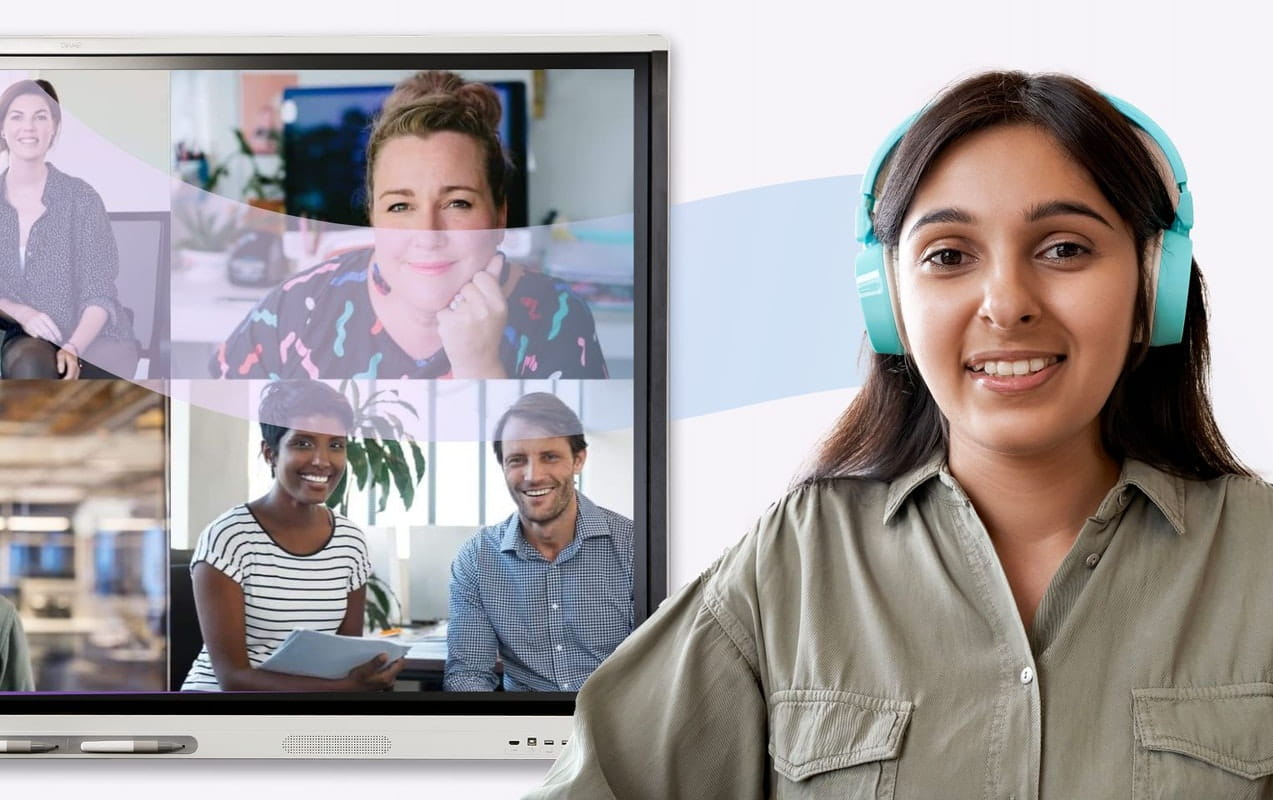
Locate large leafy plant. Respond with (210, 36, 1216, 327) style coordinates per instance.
(326, 381, 427, 516)
(324, 382, 425, 633)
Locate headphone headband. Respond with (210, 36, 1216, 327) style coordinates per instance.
(855, 91, 1193, 354)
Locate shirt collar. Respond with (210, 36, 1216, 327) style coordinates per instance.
(1110, 458, 1187, 536)
(883, 452, 946, 525)
(499, 492, 611, 555)
(883, 452, 1187, 536)
(0, 162, 64, 203)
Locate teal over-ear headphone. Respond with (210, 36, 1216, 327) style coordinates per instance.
(855, 95, 1195, 355)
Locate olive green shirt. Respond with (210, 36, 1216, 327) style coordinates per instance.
(0, 596, 34, 692)
(530, 457, 1273, 799)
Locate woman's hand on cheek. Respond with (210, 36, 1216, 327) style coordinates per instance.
(436, 253, 509, 378)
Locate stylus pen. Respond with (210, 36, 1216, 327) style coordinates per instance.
(79, 740, 184, 754)
(0, 740, 58, 754)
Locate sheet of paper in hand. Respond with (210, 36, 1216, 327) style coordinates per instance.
(258, 629, 410, 680)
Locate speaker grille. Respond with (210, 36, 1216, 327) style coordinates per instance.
(281, 734, 392, 755)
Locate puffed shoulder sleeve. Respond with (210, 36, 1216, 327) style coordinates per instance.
(526, 532, 767, 800)
(190, 514, 250, 584)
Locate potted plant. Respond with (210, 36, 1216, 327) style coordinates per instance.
(173, 190, 243, 277)
(364, 573, 403, 632)
(325, 380, 427, 517)
(174, 125, 285, 258)
(173, 143, 244, 280)
(232, 128, 286, 216)
(323, 381, 427, 633)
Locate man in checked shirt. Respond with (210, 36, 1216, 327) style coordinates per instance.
(445, 392, 634, 691)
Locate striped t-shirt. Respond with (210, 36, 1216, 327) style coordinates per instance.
(180, 504, 371, 691)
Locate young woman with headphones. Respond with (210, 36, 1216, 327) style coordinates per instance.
(529, 72, 1273, 798)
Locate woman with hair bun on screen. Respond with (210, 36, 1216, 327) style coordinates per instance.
(0, 78, 139, 379)
(529, 71, 1273, 798)
(213, 71, 608, 380)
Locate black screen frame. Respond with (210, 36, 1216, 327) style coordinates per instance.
(0, 43, 668, 718)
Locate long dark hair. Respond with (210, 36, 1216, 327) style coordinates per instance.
(804, 71, 1250, 483)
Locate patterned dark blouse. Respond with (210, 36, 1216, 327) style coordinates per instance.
(211, 248, 609, 379)
(0, 164, 134, 342)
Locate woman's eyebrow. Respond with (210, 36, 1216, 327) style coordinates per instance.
(906, 207, 974, 240)
(1025, 200, 1113, 228)
(377, 187, 414, 200)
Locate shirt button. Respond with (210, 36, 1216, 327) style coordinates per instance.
(1084, 552, 1101, 568)
(551, 603, 559, 610)
(561, 684, 570, 690)
(556, 644, 563, 652)
(1020, 667, 1034, 685)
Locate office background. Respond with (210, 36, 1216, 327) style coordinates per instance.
(169, 378, 634, 660)
(167, 67, 636, 377)
(0, 383, 166, 693)
(9, 0, 1273, 796)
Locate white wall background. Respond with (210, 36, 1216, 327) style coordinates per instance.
(9, 0, 1273, 796)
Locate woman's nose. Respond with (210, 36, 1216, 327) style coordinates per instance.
(410, 210, 448, 249)
(978, 259, 1041, 331)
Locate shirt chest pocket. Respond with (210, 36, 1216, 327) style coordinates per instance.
(768, 689, 913, 800)
(1133, 683, 1273, 800)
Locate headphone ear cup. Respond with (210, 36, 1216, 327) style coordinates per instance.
(1149, 228, 1193, 347)
(856, 244, 905, 355)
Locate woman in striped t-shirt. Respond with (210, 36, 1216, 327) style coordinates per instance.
(181, 381, 404, 691)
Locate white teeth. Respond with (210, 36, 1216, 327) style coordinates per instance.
(974, 357, 1058, 376)
(524, 488, 552, 497)
(301, 474, 329, 484)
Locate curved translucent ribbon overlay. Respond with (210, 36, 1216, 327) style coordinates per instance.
(169, 179, 635, 377)
(21, 146, 866, 431)
(174, 378, 634, 443)
(669, 176, 866, 419)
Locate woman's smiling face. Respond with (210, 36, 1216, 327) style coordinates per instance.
(266, 414, 349, 505)
(3, 92, 57, 163)
(895, 123, 1141, 459)
(368, 131, 506, 313)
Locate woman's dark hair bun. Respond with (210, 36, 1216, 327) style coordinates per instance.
(382, 70, 502, 130)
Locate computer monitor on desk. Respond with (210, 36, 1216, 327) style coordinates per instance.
(406, 526, 474, 624)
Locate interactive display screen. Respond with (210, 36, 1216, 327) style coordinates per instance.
(0, 40, 666, 741)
